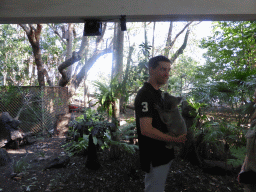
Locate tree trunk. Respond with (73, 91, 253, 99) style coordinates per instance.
(58, 23, 111, 99)
(111, 22, 124, 119)
(65, 23, 74, 82)
(152, 22, 156, 57)
(164, 22, 173, 58)
(162, 22, 192, 92)
(109, 22, 124, 160)
(20, 24, 51, 86)
(120, 46, 134, 113)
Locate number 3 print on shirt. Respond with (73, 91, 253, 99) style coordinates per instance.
(141, 102, 148, 112)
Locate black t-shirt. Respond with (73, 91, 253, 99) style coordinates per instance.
(135, 82, 174, 173)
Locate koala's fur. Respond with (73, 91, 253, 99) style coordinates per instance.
(154, 92, 187, 138)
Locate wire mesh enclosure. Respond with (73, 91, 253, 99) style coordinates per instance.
(0, 86, 68, 133)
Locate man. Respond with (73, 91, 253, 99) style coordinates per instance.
(135, 55, 187, 192)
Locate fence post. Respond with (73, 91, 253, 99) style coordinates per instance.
(41, 86, 45, 136)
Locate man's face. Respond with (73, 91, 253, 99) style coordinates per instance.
(151, 61, 171, 85)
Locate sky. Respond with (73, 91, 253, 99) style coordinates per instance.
(87, 21, 213, 82)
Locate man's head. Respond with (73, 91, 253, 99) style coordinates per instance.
(148, 55, 171, 86)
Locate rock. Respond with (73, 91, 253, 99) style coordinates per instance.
(0, 112, 20, 129)
(0, 112, 23, 148)
(10, 129, 23, 140)
(0, 148, 11, 166)
(0, 112, 13, 124)
(44, 156, 70, 170)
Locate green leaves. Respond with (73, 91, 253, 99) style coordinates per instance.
(192, 21, 256, 106)
(93, 75, 124, 117)
(62, 134, 89, 156)
(227, 146, 246, 167)
(0, 24, 32, 85)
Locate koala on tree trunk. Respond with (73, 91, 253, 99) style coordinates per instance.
(154, 92, 187, 147)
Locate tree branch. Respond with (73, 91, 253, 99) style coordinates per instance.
(35, 24, 42, 43)
(78, 36, 89, 57)
(170, 29, 190, 64)
(167, 21, 192, 51)
(47, 24, 67, 45)
(19, 24, 30, 34)
(42, 68, 53, 86)
(58, 52, 81, 86)
(72, 46, 113, 89)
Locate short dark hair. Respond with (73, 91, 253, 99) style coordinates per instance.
(148, 55, 171, 69)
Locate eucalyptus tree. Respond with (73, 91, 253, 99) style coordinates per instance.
(193, 21, 256, 106)
(19, 23, 113, 98)
(0, 24, 32, 86)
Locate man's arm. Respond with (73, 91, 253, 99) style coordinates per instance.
(140, 117, 186, 143)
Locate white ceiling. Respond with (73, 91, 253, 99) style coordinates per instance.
(0, 0, 256, 24)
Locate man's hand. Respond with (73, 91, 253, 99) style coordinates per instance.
(140, 117, 187, 143)
(170, 134, 187, 143)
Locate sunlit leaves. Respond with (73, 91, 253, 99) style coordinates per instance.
(192, 21, 256, 105)
(0, 24, 32, 85)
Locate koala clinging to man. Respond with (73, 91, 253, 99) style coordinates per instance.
(154, 92, 187, 147)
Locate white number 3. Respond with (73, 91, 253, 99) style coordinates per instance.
(141, 102, 148, 112)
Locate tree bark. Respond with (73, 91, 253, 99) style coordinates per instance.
(66, 23, 74, 81)
(170, 29, 190, 64)
(68, 47, 112, 97)
(120, 46, 134, 113)
(152, 22, 156, 57)
(162, 22, 192, 91)
(164, 22, 173, 57)
(109, 22, 125, 159)
(165, 21, 192, 56)
(111, 22, 124, 118)
(58, 23, 111, 99)
(20, 24, 51, 86)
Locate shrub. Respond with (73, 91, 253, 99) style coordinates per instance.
(227, 146, 246, 167)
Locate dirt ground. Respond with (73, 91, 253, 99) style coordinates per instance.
(0, 108, 246, 192)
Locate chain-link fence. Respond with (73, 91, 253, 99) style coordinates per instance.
(0, 86, 68, 133)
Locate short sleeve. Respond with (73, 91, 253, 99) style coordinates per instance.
(135, 90, 154, 118)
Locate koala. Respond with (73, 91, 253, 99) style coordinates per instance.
(154, 92, 187, 146)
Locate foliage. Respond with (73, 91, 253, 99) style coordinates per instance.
(13, 158, 28, 173)
(188, 22, 256, 151)
(114, 121, 137, 141)
(192, 21, 256, 106)
(93, 75, 123, 117)
(187, 98, 208, 119)
(227, 146, 247, 167)
(0, 24, 32, 86)
(168, 56, 199, 96)
(64, 109, 138, 156)
(105, 139, 138, 154)
(0, 86, 21, 111)
(125, 117, 136, 124)
(63, 134, 89, 156)
(117, 41, 151, 103)
(201, 120, 242, 145)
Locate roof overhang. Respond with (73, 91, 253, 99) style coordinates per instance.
(0, 0, 256, 24)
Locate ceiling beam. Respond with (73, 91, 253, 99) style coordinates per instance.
(0, 0, 255, 24)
